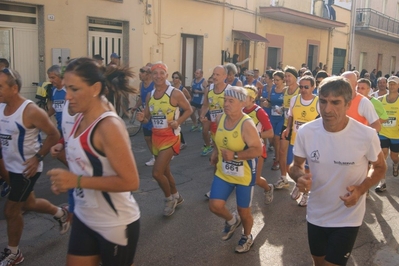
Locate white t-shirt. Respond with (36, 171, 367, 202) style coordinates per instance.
(358, 96, 379, 124)
(294, 118, 381, 227)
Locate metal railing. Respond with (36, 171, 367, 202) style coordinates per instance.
(356, 8, 399, 36)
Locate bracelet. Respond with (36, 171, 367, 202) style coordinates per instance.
(77, 175, 82, 189)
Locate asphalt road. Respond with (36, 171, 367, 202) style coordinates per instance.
(0, 124, 398, 266)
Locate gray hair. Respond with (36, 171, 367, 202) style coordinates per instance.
(47, 65, 62, 77)
(319, 76, 352, 104)
(225, 63, 238, 75)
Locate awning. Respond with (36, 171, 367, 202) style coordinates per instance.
(233, 30, 269, 43)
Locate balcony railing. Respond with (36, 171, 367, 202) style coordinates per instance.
(356, 8, 399, 37)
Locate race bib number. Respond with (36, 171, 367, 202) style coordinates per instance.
(74, 188, 99, 208)
(53, 100, 65, 112)
(383, 117, 397, 127)
(0, 134, 11, 150)
(222, 160, 244, 177)
(210, 110, 223, 122)
(294, 121, 305, 132)
(152, 115, 168, 129)
(193, 93, 199, 97)
(271, 105, 283, 116)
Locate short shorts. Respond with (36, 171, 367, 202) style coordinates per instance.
(209, 175, 254, 208)
(190, 101, 202, 109)
(8, 172, 41, 202)
(152, 133, 180, 156)
(379, 136, 399, 153)
(143, 127, 152, 137)
(68, 215, 140, 266)
(280, 125, 292, 141)
(307, 222, 359, 265)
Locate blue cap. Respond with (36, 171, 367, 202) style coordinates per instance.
(110, 53, 120, 59)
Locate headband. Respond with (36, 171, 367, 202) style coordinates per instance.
(225, 88, 247, 102)
(151, 63, 168, 72)
(245, 87, 258, 99)
(285, 68, 298, 78)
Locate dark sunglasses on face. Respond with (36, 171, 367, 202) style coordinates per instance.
(2, 68, 16, 80)
(172, 76, 180, 79)
(139, 69, 147, 73)
(299, 85, 310, 89)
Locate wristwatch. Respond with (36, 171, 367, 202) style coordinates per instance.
(34, 153, 44, 162)
(234, 152, 238, 160)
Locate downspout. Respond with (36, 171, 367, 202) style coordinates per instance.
(221, 0, 226, 64)
(254, 7, 258, 69)
(326, 27, 332, 73)
(348, 0, 357, 70)
(158, 0, 164, 61)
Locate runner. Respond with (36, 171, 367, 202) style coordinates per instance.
(47, 58, 140, 266)
(282, 76, 320, 207)
(289, 76, 386, 266)
(243, 85, 274, 204)
(0, 68, 68, 266)
(189, 69, 207, 132)
(209, 86, 262, 253)
(275, 66, 300, 189)
(375, 75, 399, 192)
(137, 62, 192, 216)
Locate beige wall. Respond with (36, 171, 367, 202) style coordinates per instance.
(352, 34, 399, 75)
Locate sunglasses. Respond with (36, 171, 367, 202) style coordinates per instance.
(299, 85, 311, 89)
(139, 69, 150, 74)
(2, 68, 16, 80)
(172, 76, 180, 79)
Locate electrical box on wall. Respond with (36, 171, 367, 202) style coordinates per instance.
(52, 48, 70, 66)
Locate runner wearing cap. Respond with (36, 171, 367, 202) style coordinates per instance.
(209, 86, 262, 253)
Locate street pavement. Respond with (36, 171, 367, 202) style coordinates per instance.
(0, 123, 399, 266)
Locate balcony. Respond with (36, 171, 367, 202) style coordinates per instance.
(355, 8, 399, 43)
(259, 6, 346, 30)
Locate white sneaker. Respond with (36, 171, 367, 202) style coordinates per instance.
(290, 186, 301, 200)
(298, 193, 309, 207)
(274, 178, 289, 189)
(163, 198, 177, 216)
(264, 184, 274, 204)
(235, 234, 254, 253)
(145, 156, 155, 166)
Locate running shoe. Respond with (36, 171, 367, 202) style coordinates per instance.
(271, 160, 280, 171)
(298, 193, 309, 207)
(180, 143, 187, 150)
(0, 183, 10, 198)
(274, 178, 289, 189)
(189, 125, 199, 132)
(145, 156, 155, 166)
(264, 184, 274, 204)
(201, 146, 213, 156)
(268, 145, 274, 152)
(222, 212, 241, 241)
(235, 234, 254, 253)
(0, 248, 24, 266)
(54, 207, 70, 235)
(163, 198, 177, 217)
(175, 194, 184, 206)
(290, 186, 301, 200)
(375, 182, 387, 193)
(393, 163, 399, 177)
(204, 191, 211, 199)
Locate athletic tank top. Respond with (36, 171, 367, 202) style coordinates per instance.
(243, 79, 257, 86)
(61, 101, 77, 151)
(243, 105, 268, 158)
(52, 87, 67, 130)
(140, 81, 155, 108)
(67, 112, 140, 230)
(215, 114, 257, 186)
(283, 86, 299, 126)
(380, 95, 399, 139)
(191, 78, 205, 104)
(347, 94, 368, 125)
(148, 86, 180, 136)
(290, 95, 319, 145)
(0, 100, 43, 173)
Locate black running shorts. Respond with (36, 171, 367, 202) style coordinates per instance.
(8, 172, 41, 202)
(68, 215, 140, 266)
(307, 222, 359, 265)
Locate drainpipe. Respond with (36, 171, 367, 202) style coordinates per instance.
(348, 0, 357, 70)
(254, 7, 258, 69)
(327, 27, 332, 72)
